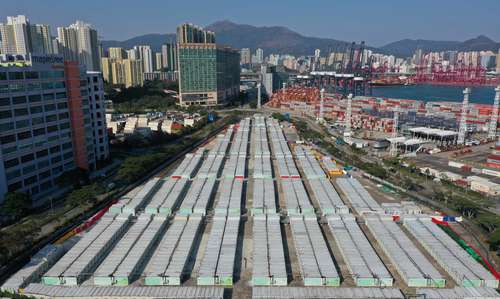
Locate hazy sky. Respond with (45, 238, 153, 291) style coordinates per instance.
(2, 0, 499, 47)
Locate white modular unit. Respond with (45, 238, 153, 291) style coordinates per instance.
(308, 178, 348, 215)
(403, 217, 498, 288)
(281, 179, 314, 215)
(252, 286, 405, 299)
(122, 178, 162, 215)
(365, 216, 445, 288)
(197, 216, 240, 286)
(214, 178, 243, 215)
(171, 148, 204, 179)
(327, 215, 392, 286)
(252, 214, 287, 286)
(289, 215, 340, 286)
(336, 178, 383, 214)
(178, 178, 217, 216)
(252, 178, 277, 215)
(143, 215, 203, 285)
(145, 178, 189, 215)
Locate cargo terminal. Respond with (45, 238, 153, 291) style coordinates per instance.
(1, 115, 499, 299)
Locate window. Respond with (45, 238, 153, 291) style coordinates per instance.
(21, 154, 34, 163)
(24, 176, 37, 186)
(32, 116, 44, 125)
(50, 145, 60, 154)
(26, 83, 41, 91)
(4, 158, 19, 169)
(28, 94, 42, 102)
(8, 182, 23, 192)
(23, 165, 36, 175)
(33, 127, 46, 136)
(0, 134, 15, 144)
(30, 106, 43, 114)
(17, 131, 32, 140)
(43, 93, 55, 101)
(0, 97, 10, 106)
(25, 71, 39, 79)
(14, 108, 29, 117)
(53, 71, 64, 78)
(57, 102, 67, 109)
(44, 104, 56, 111)
(9, 83, 25, 93)
(54, 82, 65, 89)
(59, 122, 70, 130)
(36, 149, 48, 158)
(37, 159, 50, 169)
(45, 114, 58, 123)
(0, 72, 6, 80)
(55, 92, 67, 99)
(6, 170, 21, 180)
(0, 84, 8, 93)
(8, 72, 24, 80)
(16, 119, 30, 129)
(39, 170, 51, 179)
(0, 110, 12, 119)
(63, 151, 72, 160)
(42, 82, 53, 90)
(51, 156, 61, 164)
(47, 125, 58, 133)
(0, 122, 14, 132)
(62, 142, 72, 150)
(58, 112, 69, 120)
(93, 76, 98, 83)
(40, 180, 52, 190)
(12, 96, 27, 104)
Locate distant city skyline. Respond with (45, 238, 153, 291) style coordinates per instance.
(1, 0, 499, 46)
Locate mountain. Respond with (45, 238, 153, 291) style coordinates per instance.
(101, 20, 500, 58)
(380, 35, 500, 57)
(101, 20, 367, 56)
(205, 20, 359, 56)
(101, 33, 176, 53)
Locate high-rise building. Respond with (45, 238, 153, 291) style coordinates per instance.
(0, 54, 108, 204)
(101, 57, 144, 87)
(108, 47, 125, 59)
(0, 15, 31, 55)
(176, 23, 215, 44)
(240, 48, 251, 65)
(255, 48, 264, 64)
(133, 45, 153, 73)
(29, 24, 53, 55)
(314, 49, 321, 59)
(155, 52, 163, 71)
(161, 43, 177, 71)
(126, 48, 137, 60)
(496, 49, 500, 73)
(57, 21, 100, 71)
(177, 23, 239, 106)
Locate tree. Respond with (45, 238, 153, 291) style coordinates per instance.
(66, 184, 102, 207)
(477, 214, 500, 233)
(0, 192, 31, 218)
(454, 197, 480, 218)
(55, 168, 89, 188)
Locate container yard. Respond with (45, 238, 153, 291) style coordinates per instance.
(2, 115, 499, 299)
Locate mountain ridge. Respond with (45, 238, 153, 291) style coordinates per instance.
(101, 20, 500, 58)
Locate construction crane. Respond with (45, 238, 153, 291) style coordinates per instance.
(390, 106, 400, 157)
(488, 86, 500, 140)
(457, 88, 470, 145)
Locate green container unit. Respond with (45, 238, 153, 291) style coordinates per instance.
(461, 278, 483, 287)
(272, 277, 288, 286)
(93, 276, 113, 286)
(158, 207, 172, 216)
(121, 206, 136, 216)
(250, 208, 264, 216)
(178, 208, 194, 215)
(41, 277, 61, 286)
(112, 276, 129, 286)
(300, 207, 316, 215)
(61, 276, 78, 286)
(356, 277, 378, 287)
(163, 276, 181, 286)
(428, 278, 446, 288)
(108, 204, 124, 215)
(304, 277, 323, 286)
(144, 276, 163, 286)
(217, 276, 233, 286)
(408, 278, 431, 288)
(379, 277, 395, 287)
(252, 277, 272, 286)
(324, 277, 341, 286)
(144, 207, 159, 214)
(484, 279, 499, 288)
(197, 276, 215, 285)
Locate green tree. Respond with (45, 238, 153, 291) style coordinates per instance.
(66, 184, 102, 207)
(55, 168, 89, 188)
(0, 192, 31, 218)
(477, 214, 500, 233)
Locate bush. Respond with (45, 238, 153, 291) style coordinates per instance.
(116, 153, 168, 184)
(0, 192, 31, 218)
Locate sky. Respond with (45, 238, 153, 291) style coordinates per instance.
(2, 0, 500, 47)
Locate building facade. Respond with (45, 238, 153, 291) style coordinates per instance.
(0, 54, 107, 204)
(86, 72, 109, 162)
(0, 15, 53, 55)
(177, 23, 239, 106)
(161, 43, 177, 71)
(101, 57, 144, 87)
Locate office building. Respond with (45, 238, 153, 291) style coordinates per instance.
(144, 71, 177, 82)
(133, 45, 153, 73)
(29, 24, 53, 55)
(161, 43, 177, 71)
(155, 52, 163, 71)
(108, 47, 126, 59)
(57, 21, 100, 71)
(0, 54, 108, 204)
(177, 23, 239, 106)
(126, 49, 137, 60)
(240, 48, 251, 65)
(261, 65, 289, 97)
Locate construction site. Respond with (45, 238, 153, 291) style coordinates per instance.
(1, 115, 500, 299)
